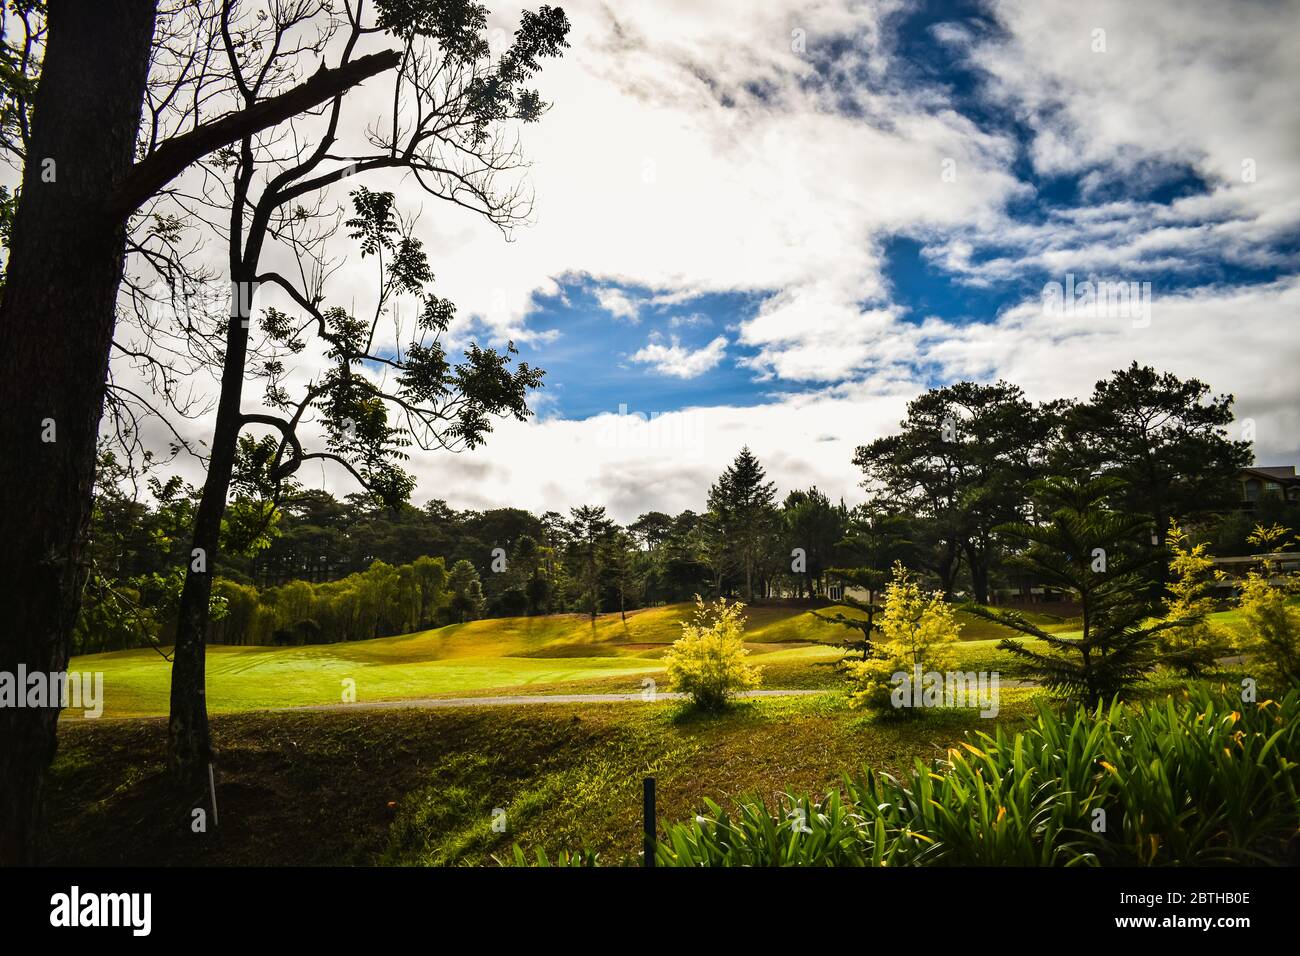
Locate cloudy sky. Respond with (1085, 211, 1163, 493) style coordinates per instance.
(126, 0, 1300, 523)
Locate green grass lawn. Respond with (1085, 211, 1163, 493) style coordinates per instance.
(45, 687, 1047, 866)
(73, 599, 1262, 718)
(71, 601, 1080, 717)
(46, 598, 1281, 867)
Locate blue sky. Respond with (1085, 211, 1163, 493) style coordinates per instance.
(409, 0, 1300, 519)
(512, 281, 779, 419)
(128, 0, 1300, 520)
(472, 0, 1299, 446)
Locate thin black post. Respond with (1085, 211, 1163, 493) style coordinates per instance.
(643, 776, 656, 868)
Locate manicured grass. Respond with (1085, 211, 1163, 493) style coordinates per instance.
(72, 643, 666, 717)
(44, 688, 1046, 866)
(72, 600, 1250, 717)
(952, 606, 1080, 641)
(61, 603, 907, 717)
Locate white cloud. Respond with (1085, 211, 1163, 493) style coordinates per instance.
(105, 0, 1300, 524)
(594, 286, 640, 323)
(629, 334, 728, 378)
(924, 0, 1300, 277)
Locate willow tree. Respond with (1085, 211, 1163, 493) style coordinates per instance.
(155, 0, 569, 785)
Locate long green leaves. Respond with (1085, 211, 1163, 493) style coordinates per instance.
(650, 688, 1300, 867)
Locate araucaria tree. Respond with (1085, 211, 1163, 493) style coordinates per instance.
(969, 476, 1180, 707)
(153, 0, 570, 786)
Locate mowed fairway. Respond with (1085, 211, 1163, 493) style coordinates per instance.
(71, 602, 1082, 717)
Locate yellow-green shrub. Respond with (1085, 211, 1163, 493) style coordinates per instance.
(1159, 522, 1233, 674)
(1237, 524, 1300, 683)
(663, 596, 761, 711)
(844, 563, 960, 713)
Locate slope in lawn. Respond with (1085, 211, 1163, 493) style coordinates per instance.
(71, 601, 1080, 717)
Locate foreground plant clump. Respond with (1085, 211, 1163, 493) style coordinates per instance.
(663, 597, 762, 711)
(516, 688, 1300, 866)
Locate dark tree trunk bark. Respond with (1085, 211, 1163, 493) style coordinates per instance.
(964, 542, 990, 605)
(936, 540, 963, 601)
(168, 252, 254, 785)
(0, 0, 158, 865)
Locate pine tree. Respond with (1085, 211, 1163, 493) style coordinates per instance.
(967, 476, 1176, 706)
(447, 560, 485, 623)
(567, 505, 614, 619)
(706, 448, 777, 603)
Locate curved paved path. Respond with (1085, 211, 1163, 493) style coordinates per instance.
(279, 688, 830, 713)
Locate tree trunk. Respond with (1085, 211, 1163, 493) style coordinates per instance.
(936, 540, 962, 600)
(0, 0, 157, 865)
(964, 542, 990, 605)
(167, 250, 253, 784)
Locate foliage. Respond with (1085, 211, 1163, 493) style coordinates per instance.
(967, 475, 1170, 706)
(854, 381, 1054, 601)
(447, 558, 486, 624)
(566, 505, 615, 619)
(502, 845, 600, 867)
(663, 597, 762, 711)
(1159, 521, 1232, 675)
(813, 567, 886, 660)
(655, 688, 1300, 866)
(205, 555, 451, 646)
(842, 563, 960, 713)
(1236, 524, 1300, 682)
(1062, 362, 1252, 536)
(782, 487, 847, 600)
(704, 447, 778, 602)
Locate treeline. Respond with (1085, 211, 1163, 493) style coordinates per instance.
(78, 362, 1291, 652)
(209, 556, 491, 646)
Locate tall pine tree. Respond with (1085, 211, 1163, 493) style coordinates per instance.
(706, 448, 777, 603)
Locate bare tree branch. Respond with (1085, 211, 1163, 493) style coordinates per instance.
(108, 47, 401, 219)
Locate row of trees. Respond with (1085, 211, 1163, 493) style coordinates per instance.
(209, 555, 486, 647)
(77, 361, 1269, 655)
(855, 364, 1254, 603)
(78, 444, 856, 647)
(842, 484, 1300, 710)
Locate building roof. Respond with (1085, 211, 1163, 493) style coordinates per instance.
(1241, 466, 1298, 482)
